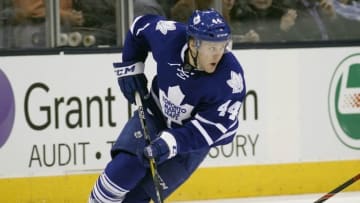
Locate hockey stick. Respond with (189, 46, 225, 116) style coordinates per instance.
(314, 173, 360, 203)
(135, 92, 164, 203)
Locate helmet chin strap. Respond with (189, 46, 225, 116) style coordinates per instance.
(186, 39, 200, 71)
(184, 48, 196, 72)
(189, 48, 199, 68)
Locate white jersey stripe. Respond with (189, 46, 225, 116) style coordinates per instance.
(228, 119, 238, 130)
(130, 15, 143, 34)
(191, 120, 213, 145)
(195, 114, 227, 133)
(215, 128, 238, 142)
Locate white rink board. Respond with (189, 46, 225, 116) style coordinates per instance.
(0, 47, 359, 178)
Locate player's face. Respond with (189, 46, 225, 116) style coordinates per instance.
(197, 40, 228, 73)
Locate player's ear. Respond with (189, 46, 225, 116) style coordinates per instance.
(188, 38, 196, 51)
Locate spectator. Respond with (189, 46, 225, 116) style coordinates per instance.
(331, 0, 360, 40)
(72, 0, 115, 46)
(0, 0, 14, 48)
(157, 0, 178, 18)
(287, 0, 341, 41)
(170, 0, 214, 23)
(222, 0, 236, 23)
(134, 0, 166, 17)
(13, 0, 83, 28)
(230, 0, 298, 42)
(11, 0, 83, 48)
(169, 0, 238, 29)
(74, 0, 167, 47)
(333, 0, 360, 21)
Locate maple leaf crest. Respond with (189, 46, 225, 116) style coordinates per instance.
(155, 20, 176, 35)
(159, 86, 194, 126)
(227, 71, 244, 94)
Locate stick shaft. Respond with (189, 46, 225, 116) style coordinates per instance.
(135, 92, 164, 203)
(314, 173, 360, 203)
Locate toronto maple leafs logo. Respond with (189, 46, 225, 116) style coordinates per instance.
(156, 20, 176, 35)
(159, 86, 194, 126)
(227, 71, 244, 93)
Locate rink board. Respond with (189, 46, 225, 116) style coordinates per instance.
(0, 47, 360, 202)
(0, 160, 359, 202)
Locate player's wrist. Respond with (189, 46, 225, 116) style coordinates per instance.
(113, 61, 145, 78)
(113, 61, 148, 104)
(158, 131, 177, 159)
(143, 132, 177, 165)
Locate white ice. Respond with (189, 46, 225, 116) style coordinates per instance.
(172, 191, 360, 203)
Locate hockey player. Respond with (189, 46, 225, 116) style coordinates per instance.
(89, 8, 246, 203)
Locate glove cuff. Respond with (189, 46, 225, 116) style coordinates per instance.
(159, 131, 177, 159)
(113, 61, 145, 78)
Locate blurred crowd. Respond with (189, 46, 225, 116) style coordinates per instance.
(0, 0, 359, 48)
(229, 0, 360, 42)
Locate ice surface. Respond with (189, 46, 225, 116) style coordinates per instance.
(172, 191, 360, 203)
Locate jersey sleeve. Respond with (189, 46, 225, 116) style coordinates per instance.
(121, 14, 172, 63)
(167, 68, 246, 153)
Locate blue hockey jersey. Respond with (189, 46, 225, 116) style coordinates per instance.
(122, 15, 246, 154)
